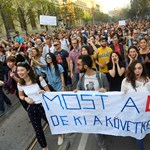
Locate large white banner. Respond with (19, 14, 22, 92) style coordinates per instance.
(41, 91, 150, 140)
(40, 15, 57, 26)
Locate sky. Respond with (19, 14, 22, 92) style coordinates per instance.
(96, 0, 131, 13)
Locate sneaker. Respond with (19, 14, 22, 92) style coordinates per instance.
(58, 135, 64, 146)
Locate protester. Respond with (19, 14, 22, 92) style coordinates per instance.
(121, 60, 150, 150)
(29, 47, 46, 77)
(126, 46, 143, 67)
(43, 52, 65, 92)
(0, 61, 12, 114)
(77, 55, 109, 150)
(42, 36, 55, 58)
(96, 36, 112, 79)
(5, 56, 29, 110)
(110, 33, 125, 59)
(107, 52, 126, 91)
(139, 38, 150, 76)
(69, 38, 81, 81)
(54, 40, 72, 90)
(17, 62, 50, 150)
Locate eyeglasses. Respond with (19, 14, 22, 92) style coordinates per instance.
(45, 56, 51, 59)
(53, 44, 59, 47)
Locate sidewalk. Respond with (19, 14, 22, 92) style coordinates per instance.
(0, 105, 35, 150)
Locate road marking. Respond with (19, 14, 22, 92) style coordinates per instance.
(77, 134, 89, 150)
(28, 123, 48, 150)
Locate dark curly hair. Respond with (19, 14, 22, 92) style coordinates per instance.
(126, 60, 148, 91)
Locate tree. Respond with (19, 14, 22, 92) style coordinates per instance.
(129, 0, 150, 18)
(30, 0, 60, 30)
(83, 10, 92, 24)
(0, 0, 15, 39)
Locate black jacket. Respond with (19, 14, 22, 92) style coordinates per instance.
(0, 61, 4, 81)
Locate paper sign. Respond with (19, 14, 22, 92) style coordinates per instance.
(118, 20, 126, 26)
(40, 15, 57, 26)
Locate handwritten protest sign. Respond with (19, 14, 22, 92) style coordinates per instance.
(118, 20, 126, 26)
(41, 91, 150, 140)
(40, 15, 57, 26)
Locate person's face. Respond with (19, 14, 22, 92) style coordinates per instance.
(14, 42, 20, 48)
(111, 53, 118, 61)
(112, 36, 118, 44)
(46, 39, 52, 46)
(45, 54, 52, 63)
(77, 59, 86, 73)
(11, 50, 17, 55)
(133, 31, 139, 38)
(139, 39, 147, 49)
(7, 61, 16, 69)
(90, 37, 95, 43)
(31, 49, 38, 57)
(17, 66, 29, 79)
(100, 40, 107, 47)
(59, 34, 63, 39)
(134, 63, 143, 79)
(53, 42, 61, 50)
(129, 48, 137, 58)
(72, 40, 78, 49)
(36, 39, 42, 45)
(81, 48, 88, 55)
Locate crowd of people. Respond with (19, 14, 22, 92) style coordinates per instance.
(0, 19, 150, 150)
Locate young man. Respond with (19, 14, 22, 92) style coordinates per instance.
(54, 40, 72, 90)
(42, 36, 55, 58)
(69, 38, 81, 82)
(77, 55, 109, 150)
(96, 36, 112, 79)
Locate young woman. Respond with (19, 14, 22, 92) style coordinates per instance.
(121, 60, 150, 150)
(5, 56, 29, 111)
(17, 62, 50, 150)
(29, 47, 46, 76)
(43, 52, 65, 91)
(81, 45, 98, 70)
(126, 46, 143, 67)
(43, 53, 65, 145)
(107, 52, 126, 91)
(139, 38, 150, 77)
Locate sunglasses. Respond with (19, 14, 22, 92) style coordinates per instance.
(45, 56, 51, 59)
(53, 44, 59, 47)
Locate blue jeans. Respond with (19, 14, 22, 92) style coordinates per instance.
(137, 139, 144, 150)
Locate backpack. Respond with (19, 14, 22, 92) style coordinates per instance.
(36, 76, 55, 91)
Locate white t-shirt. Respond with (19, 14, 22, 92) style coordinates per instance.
(42, 45, 55, 58)
(121, 78, 150, 93)
(17, 78, 47, 104)
(84, 74, 99, 91)
(60, 39, 70, 52)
